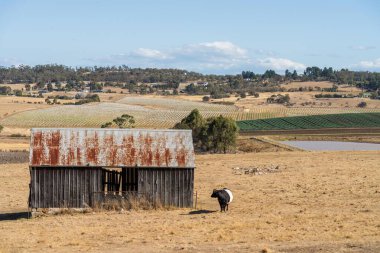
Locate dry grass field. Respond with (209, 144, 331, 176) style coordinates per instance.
(269, 134, 380, 144)
(0, 83, 27, 90)
(0, 151, 379, 252)
(0, 137, 29, 151)
(235, 92, 380, 110)
(0, 96, 48, 119)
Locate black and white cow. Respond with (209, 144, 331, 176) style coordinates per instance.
(211, 188, 233, 212)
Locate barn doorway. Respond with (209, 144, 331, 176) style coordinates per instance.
(102, 167, 138, 193)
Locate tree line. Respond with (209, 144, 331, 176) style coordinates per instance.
(0, 64, 379, 94)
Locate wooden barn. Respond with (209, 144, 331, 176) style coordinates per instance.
(28, 128, 195, 209)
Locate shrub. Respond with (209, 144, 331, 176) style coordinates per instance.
(357, 101, 367, 108)
(267, 94, 290, 104)
(202, 96, 210, 102)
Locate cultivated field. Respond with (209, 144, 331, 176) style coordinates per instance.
(0, 151, 379, 252)
(2, 94, 380, 130)
(238, 113, 380, 131)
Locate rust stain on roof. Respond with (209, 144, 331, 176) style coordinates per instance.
(29, 128, 195, 168)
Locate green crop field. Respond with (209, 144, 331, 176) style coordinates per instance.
(237, 113, 380, 131)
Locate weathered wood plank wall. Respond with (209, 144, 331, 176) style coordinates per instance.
(138, 168, 194, 208)
(29, 167, 103, 208)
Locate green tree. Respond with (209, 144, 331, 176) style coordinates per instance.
(14, 90, 23, 96)
(174, 109, 205, 141)
(0, 86, 12, 95)
(174, 111, 238, 153)
(202, 96, 210, 102)
(112, 114, 135, 128)
(101, 122, 112, 128)
(47, 83, 53, 92)
(101, 114, 135, 128)
(285, 69, 292, 78)
(203, 115, 238, 153)
(292, 70, 298, 79)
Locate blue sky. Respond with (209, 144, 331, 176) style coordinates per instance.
(0, 0, 379, 74)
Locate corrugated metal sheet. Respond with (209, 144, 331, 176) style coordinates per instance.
(29, 128, 195, 168)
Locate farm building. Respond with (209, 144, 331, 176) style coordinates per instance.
(28, 128, 195, 209)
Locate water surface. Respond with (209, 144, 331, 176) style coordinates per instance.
(281, 141, 380, 151)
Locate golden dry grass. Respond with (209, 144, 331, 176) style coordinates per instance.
(280, 81, 334, 89)
(0, 96, 49, 119)
(235, 92, 380, 110)
(176, 81, 379, 109)
(269, 134, 380, 144)
(0, 151, 379, 252)
(0, 83, 27, 90)
(0, 137, 29, 151)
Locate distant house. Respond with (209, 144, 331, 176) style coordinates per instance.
(361, 92, 372, 98)
(197, 81, 208, 87)
(38, 90, 49, 94)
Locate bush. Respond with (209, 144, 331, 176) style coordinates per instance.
(202, 96, 210, 102)
(357, 101, 367, 108)
(14, 90, 23, 96)
(267, 94, 290, 104)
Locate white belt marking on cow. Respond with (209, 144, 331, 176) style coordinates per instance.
(224, 189, 233, 203)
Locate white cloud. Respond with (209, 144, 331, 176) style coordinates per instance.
(131, 48, 170, 60)
(357, 58, 380, 68)
(173, 41, 250, 70)
(181, 41, 247, 58)
(0, 57, 22, 67)
(87, 42, 308, 73)
(350, 45, 376, 51)
(257, 57, 306, 71)
(89, 41, 251, 72)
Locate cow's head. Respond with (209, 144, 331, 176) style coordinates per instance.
(211, 189, 219, 198)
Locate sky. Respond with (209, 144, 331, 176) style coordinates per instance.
(0, 0, 379, 74)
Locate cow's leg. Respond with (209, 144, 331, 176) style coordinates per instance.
(226, 204, 229, 211)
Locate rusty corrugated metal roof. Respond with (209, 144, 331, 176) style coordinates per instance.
(29, 128, 195, 168)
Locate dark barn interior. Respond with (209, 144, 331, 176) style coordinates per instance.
(28, 128, 195, 209)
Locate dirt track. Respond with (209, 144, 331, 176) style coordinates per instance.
(0, 151, 379, 252)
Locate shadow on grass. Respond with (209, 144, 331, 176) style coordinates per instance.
(186, 210, 217, 215)
(0, 212, 30, 221)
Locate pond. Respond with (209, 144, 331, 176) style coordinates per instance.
(281, 141, 380, 151)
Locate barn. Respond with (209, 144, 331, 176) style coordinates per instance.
(28, 128, 195, 209)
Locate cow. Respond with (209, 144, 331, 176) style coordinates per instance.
(211, 188, 233, 212)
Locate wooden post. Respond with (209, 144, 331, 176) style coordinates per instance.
(195, 191, 198, 210)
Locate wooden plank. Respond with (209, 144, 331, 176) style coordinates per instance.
(183, 169, 188, 207)
(190, 169, 193, 207)
(178, 169, 182, 208)
(159, 169, 164, 205)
